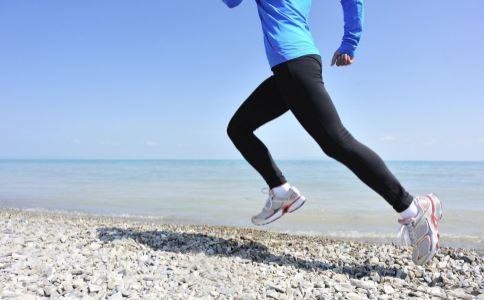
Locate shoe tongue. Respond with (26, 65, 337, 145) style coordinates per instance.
(264, 197, 273, 209)
(416, 196, 430, 210)
(398, 217, 413, 225)
(421, 201, 430, 211)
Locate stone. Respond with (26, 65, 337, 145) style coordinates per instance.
(395, 269, 407, 279)
(350, 279, 376, 290)
(108, 292, 123, 300)
(334, 283, 353, 292)
(62, 281, 74, 293)
(89, 243, 101, 251)
(43, 266, 55, 279)
(16, 294, 36, 300)
(266, 290, 280, 299)
(63, 292, 83, 300)
(71, 269, 83, 276)
(121, 289, 131, 297)
(1, 290, 18, 298)
(369, 257, 379, 264)
(267, 283, 286, 293)
(427, 286, 446, 298)
(43, 286, 55, 297)
(345, 292, 367, 300)
(333, 274, 348, 282)
(382, 285, 394, 294)
(369, 272, 381, 283)
(423, 273, 432, 283)
(88, 283, 102, 293)
(387, 277, 405, 287)
(448, 288, 474, 300)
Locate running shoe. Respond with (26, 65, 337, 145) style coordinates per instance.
(251, 186, 306, 226)
(398, 193, 443, 265)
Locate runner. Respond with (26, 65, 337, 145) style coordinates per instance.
(222, 0, 442, 265)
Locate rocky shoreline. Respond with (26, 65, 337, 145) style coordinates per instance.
(0, 208, 483, 299)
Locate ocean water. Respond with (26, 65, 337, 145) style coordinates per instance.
(0, 160, 483, 249)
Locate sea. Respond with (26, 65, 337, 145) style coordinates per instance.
(0, 160, 482, 249)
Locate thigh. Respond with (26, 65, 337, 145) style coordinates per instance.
(230, 76, 289, 130)
(273, 56, 344, 137)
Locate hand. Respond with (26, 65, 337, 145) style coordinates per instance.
(331, 51, 354, 67)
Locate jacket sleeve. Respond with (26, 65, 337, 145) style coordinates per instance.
(222, 0, 243, 8)
(338, 0, 364, 57)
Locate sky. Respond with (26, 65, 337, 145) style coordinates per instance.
(1, 1, 483, 160)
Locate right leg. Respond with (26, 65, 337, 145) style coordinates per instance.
(272, 55, 414, 212)
(227, 76, 289, 188)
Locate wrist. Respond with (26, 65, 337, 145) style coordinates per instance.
(337, 45, 356, 58)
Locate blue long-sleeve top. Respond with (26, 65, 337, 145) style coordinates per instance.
(222, 0, 364, 68)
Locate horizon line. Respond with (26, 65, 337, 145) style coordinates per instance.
(1, 158, 484, 163)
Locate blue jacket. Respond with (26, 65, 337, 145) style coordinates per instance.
(222, 0, 364, 68)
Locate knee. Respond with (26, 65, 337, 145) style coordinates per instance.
(321, 143, 339, 159)
(320, 127, 355, 159)
(321, 141, 346, 159)
(226, 117, 246, 142)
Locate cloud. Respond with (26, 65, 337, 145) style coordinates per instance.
(99, 141, 120, 146)
(380, 135, 397, 142)
(478, 138, 484, 144)
(145, 140, 158, 147)
(423, 138, 438, 146)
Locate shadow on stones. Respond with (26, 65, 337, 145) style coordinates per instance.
(97, 227, 404, 279)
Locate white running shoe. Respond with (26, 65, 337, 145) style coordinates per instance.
(251, 186, 306, 226)
(398, 194, 443, 265)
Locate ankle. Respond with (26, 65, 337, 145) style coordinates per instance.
(399, 201, 418, 219)
(271, 182, 291, 197)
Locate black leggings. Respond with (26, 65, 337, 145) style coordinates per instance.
(227, 54, 413, 212)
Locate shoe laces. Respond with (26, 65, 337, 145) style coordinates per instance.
(261, 187, 274, 209)
(398, 219, 416, 246)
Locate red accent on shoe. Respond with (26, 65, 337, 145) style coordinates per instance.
(282, 195, 301, 214)
(427, 195, 441, 250)
(427, 195, 439, 229)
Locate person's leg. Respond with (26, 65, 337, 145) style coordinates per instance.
(272, 55, 413, 212)
(228, 77, 308, 226)
(227, 76, 289, 188)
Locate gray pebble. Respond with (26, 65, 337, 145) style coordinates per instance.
(1, 208, 483, 300)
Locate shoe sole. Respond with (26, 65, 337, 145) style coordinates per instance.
(252, 196, 306, 226)
(415, 193, 443, 265)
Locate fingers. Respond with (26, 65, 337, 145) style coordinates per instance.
(337, 55, 343, 66)
(332, 51, 355, 67)
(338, 54, 348, 66)
(331, 52, 339, 66)
(343, 54, 350, 65)
(335, 54, 353, 67)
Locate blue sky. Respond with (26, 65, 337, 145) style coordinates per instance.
(1, 1, 483, 160)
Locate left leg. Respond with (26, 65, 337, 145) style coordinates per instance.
(226, 77, 307, 225)
(227, 76, 289, 188)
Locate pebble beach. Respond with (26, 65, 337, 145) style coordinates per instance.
(0, 208, 483, 300)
